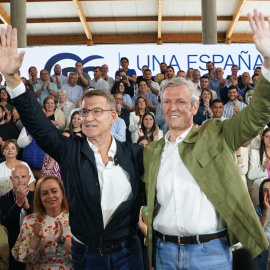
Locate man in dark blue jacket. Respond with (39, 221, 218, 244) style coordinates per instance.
(1, 26, 144, 270)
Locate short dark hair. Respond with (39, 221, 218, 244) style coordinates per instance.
(142, 65, 148, 69)
(252, 74, 259, 80)
(120, 57, 129, 63)
(200, 75, 209, 80)
(206, 61, 214, 65)
(94, 66, 102, 72)
(228, 85, 238, 92)
(255, 67, 261, 70)
(144, 69, 151, 73)
(76, 61, 83, 65)
(211, 99, 223, 107)
(166, 66, 174, 72)
(160, 62, 167, 66)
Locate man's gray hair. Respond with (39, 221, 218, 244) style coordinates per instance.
(69, 72, 77, 78)
(161, 77, 199, 106)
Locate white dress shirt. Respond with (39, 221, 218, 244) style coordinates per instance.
(154, 126, 225, 236)
(87, 136, 132, 227)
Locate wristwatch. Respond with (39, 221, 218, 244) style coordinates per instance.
(56, 236, 66, 245)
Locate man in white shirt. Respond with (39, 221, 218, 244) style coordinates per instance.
(50, 64, 68, 89)
(160, 66, 175, 92)
(143, 69, 160, 96)
(101, 64, 114, 91)
(223, 85, 247, 118)
(1, 25, 144, 270)
(89, 66, 110, 93)
(142, 10, 269, 270)
(202, 99, 227, 125)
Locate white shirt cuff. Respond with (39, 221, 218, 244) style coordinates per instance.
(261, 65, 270, 82)
(6, 81, 26, 99)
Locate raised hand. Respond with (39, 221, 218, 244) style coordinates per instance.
(54, 220, 64, 242)
(248, 10, 270, 68)
(32, 219, 43, 239)
(0, 26, 25, 88)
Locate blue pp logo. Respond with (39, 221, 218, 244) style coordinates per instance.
(44, 53, 104, 76)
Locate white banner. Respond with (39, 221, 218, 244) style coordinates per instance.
(17, 44, 262, 79)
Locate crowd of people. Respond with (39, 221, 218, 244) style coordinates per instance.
(1, 9, 270, 270)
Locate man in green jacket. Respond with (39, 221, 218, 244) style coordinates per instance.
(143, 10, 270, 269)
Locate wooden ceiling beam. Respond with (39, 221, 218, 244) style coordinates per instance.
(157, 0, 163, 43)
(72, 0, 92, 41)
(27, 33, 235, 45)
(0, 3, 10, 25)
(25, 16, 269, 24)
(226, 0, 247, 44)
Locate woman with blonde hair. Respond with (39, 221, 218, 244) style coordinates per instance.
(12, 175, 73, 270)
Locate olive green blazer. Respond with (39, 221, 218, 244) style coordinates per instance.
(142, 74, 270, 269)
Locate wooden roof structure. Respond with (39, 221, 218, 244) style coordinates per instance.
(0, 0, 269, 46)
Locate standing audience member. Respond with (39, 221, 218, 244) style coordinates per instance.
(75, 61, 90, 91)
(50, 64, 68, 89)
(112, 69, 134, 97)
(132, 80, 158, 113)
(115, 57, 137, 87)
(209, 67, 226, 98)
(223, 86, 246, 119)
(0, 140, 35, 196)
(155, 62, 168, 84)
(89, 66, 110, 92)
(0, 164, 34, 270)
(193, 88, 213, 126)
(239, 72, 254, 102)
(62, 73, 83, 105)
(133, 112, 163, 143)
(143, 69, 160, 96)
(248, 128, 270, 205)
(0, 87, 12, 112)
(114, 81, 132, 111)
(160, 66, 175, 92)
(12, 176, 73, 269)
(102, 64, 114, 91)
(202, 99, 227, 124)
(27, 66, 40, 87)
(34, 69, 58, 105)
(67, 111, 83, 137)
(186, 68, 193, 81)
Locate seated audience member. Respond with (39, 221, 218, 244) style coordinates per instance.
(0, 140, 35, 196)
(111, 115, 126, 142)
(253, 179, 270, 269)
(57, 89, 75, 122)
(12, 176, 73, 269)
(66, 111, 83, 137)
(129, 96, 149, 143)
(112, 69, 134, 97)
(160, 66, 175, 92)
(137, 136, 151, 148)
(132, 80, 158, 113)
(0, 224, 9, 270)
(18, 128, 46, 180)
(115, 57, 137, 87)
(50, 64, 68, 90)
(0, 164, 35, 270)
(209, 67, 226, 98)
(34, 69, 58, 105)
(0, 105, 19, 161)
(155, 63, 167, 84)
(137, 65, 152, 85)
(235, 147, 249, 189)
(43, 96, 66, 131)
(0, 87, 12, 112)
(200, 75, 217, 99)
(21, 76, 34, 93)
(75, 60, 91, 91)
(186, 67, 193, 81)
(223, 86, 247, 119)
(114, 92, 131, 143)
(156, 100, 168, 135)
(239, 72, 254, 103)
(102, 64, 114, 91)
(248, 128, 270, 205)
(62, 72, 83, 105)
(133, 112, 163, 143)
(27, 66, 40, 87)
(155, 62, 168, 84)
(7, 106, 24, 132)
(193, 88, 213, 126)
(89, 66, 110, 92)
(114, 81, 132, 111)
(143, 69, 160, 96)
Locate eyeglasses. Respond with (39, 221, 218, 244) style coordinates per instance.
(79, 108, 112, 117)
(114, 98, 123, 101)
(263, 188, 270, 192)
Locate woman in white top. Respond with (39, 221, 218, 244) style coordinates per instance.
(57, 89, 75, 122)
(0, 140, 35, 196)
(134, 112, 163, 144)
(248, 128, 270, 205)
(129, 96, 149, 143)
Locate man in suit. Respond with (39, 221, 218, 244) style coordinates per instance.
(0, 26, 144, 270)
(142, 10, 270, 269)
(0, 164, 34, 270)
